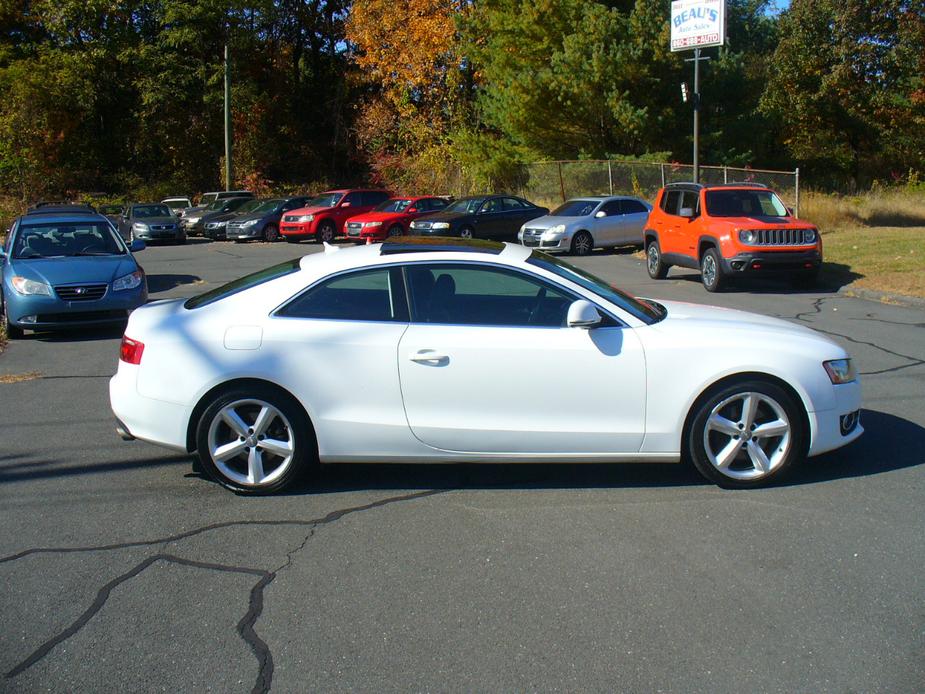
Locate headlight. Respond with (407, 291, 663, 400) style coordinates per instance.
(242, 219, 259, 227)
(186, 217, 201, 224)
(410, 221, 420, 228)
(546, 224, 566, 236)
(132, 223, 149, 232)
(803, 228, 817, 243)
(112, 270, 144, 292)
(738, 229, 758, 244)
(297, 214, 314, 223)
(11, 276, 52, 296)
(432, 222, 450, 230)
(824, 359, 856, 384)
(364, 221, 383, 227)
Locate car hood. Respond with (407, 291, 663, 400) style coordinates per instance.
(133, 216, 177, 226)
(348, 211, 403, 223)
(202, 210, 243, 223)
(708, 216, 815, 229)
(12, 256, 139, 286)
(654, 299, 825, 340)
(229, 212, 271, 224)
(287, 205, 335, 216)
(522, 215, 587, 229)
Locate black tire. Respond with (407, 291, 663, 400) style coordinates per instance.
(2, 298, 24, 339)
(570, 231, 593, 256)
(264, 224, 279, 242)
(700, 248, 727, 292)
(318, 221, 336, 244)
(686, 378, 806, 488)
(645, 239, 669, 279)
(195, 385, 316, 494)
(458, 226, 474, 240)
(387, 224, 404, 238)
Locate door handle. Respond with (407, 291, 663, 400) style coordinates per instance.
(409, 350, 450, 365)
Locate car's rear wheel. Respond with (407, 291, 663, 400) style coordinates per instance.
(318, 221, 336, 244)
(700, 248, 727, 292)
(2, 298, 24, 339)
(645, 240, 669, 279)
(264, 224, 279, 242)
(687, 379, 806, 488)
(570, 231, 593, 256)
(196, 386, 315, 494)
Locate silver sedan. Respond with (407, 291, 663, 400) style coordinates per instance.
(518, 196, 652, 255)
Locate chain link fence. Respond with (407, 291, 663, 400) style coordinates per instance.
(516, 160, 801, 215)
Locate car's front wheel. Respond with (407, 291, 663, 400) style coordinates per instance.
(570, 231, 593, 256)
(195, 386, 315, 494)
(687, 379, 806, 488)
(264, 224, 279, 242)
(459, 226, 474, 239)
(700, 248, 727, 292)
(2, 298, 24, 339)
(388, 224, 403, 237)
(318, 221, 336, 244)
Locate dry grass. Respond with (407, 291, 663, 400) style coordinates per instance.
(800, 190, 925, 230)
(0, 371, 42, 384)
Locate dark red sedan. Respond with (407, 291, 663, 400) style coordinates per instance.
(344, 196, 450, 243)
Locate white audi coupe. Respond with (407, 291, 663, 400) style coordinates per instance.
(110, 238, 862, 493)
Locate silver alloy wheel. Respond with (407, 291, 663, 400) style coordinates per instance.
(703, 391, 792, 481)
(573, 232, 592, 255)
(388, 225, 402, 237)
(647, 244, 660, 274)
(459, 227, 473, 239)
(702, 253, 717, 287)
(320, 224, 335, 243)
(207, 398, 295, 487)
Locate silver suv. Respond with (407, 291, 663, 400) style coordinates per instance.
(518, 195, 651, 255)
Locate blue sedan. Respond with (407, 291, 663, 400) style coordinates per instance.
(1, 207, 148, 338)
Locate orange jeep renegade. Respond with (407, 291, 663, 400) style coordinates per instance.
(644, 182, 821, 292)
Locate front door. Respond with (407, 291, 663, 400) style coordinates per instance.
(397, 262, 647, 454)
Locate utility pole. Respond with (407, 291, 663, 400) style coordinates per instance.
(685, 48, 709, 184)
(224, 43, 232, 191)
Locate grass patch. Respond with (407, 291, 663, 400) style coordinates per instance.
(821, 226, 925, 298)
(0, 370, 42, 384)
(800, 190, 925, 230)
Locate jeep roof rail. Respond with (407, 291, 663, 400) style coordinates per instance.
(715, 181, 768, 188)
(380, 236, 504, 255)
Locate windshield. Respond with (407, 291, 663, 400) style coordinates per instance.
(551, 200, 599, 217)
(252, 199, 284, 214)
(234, 199, 263, 214)
(445, 198, 484, 214)
(133, 204, 171, 218)
(375, 198, 413, 213)
(13, 222, 126, 258)
(705, 189, 789, 217)
(185, 258, 301, 309)
(200, 193, 218, 206)
(527, 252, 663, 324)
(305, 192, 343, 208)
(163, 199, 190, 209)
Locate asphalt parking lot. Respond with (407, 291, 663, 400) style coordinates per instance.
(1, 238, 923, 693)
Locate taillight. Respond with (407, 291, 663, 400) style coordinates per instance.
(120, 336, 145, 364)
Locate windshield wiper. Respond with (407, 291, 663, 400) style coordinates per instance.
(74, 250, 114, 256)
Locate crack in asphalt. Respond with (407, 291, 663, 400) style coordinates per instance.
(788, 297, 925, 376)
(2, 489, 444, 691)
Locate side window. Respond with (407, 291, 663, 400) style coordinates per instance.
(414, 199, 430, 212)
(599, 201, 623, 216)
(480, 198, 503, 214)
(405, 264, 576, 328)
(341, 192, 362, 207)
(278, 268, 406, 322)
(429, 198, 449, 211)
(620, 199, 649, 215)
(680, 191, 700, 216)
(502, 197, 526, 210)
(661, 190, 681, 215)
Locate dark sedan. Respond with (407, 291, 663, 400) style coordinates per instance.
(408, 195, 547, 240)
(193, 197, 257, 238)
(225, 197, 311, 242)
(121, 203, 185, 244)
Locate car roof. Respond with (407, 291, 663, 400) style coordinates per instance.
(24, 204, 96, 216)
(664, 182, 769, 191)
(20, 212, 108, 226)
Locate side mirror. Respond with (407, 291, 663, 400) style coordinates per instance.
(130, 239, 146, 252)
(341, 201, 351, 208)
(594, 210, 607, 218)
(787, 207, 795, 216)
(0, 248, 7, 259)
(679, 207, 695, 218)
(407, 208, 418, 213)
(567, 300, 602, 329)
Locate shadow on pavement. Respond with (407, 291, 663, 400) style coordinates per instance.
(147, 274, 203, 293)
(0, 454, 191, 484)
(32, 324, 125, 343)
(669, 261, 863, 295)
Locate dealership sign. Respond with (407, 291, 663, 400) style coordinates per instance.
(671, 0, 725, 52)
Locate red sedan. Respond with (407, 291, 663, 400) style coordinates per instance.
(280, 189, 392, 243)
(344, 196, 450, 242)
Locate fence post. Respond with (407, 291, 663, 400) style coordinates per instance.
(723, 166, 728, 183)
(794, 167, 800, 218)
(557, 161, 566, 202)
(607, 161, 614, 195)
(660, 164, 666, 187)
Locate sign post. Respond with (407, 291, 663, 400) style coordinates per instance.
(671, 0, 725, 184)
